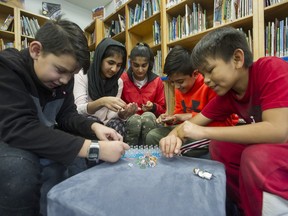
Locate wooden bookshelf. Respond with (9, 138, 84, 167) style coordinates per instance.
(0, 2, 18, 50)
(18, 9, 49, 49)
(0, 2, 49, 50)
(85, 0, 288, 114)
(84, 18, 104, 52)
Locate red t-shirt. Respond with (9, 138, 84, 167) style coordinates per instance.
(174, 74, 237, 126)
(202, 57, 288, 124)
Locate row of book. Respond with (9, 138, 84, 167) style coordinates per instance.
(129, 0, 160, 27)
(239, 28, 253, 53)
(153, 50, 162, 76)
(265, 17, 288, 58)
(0, 14, 14, 31)
(86, 31, 96, 45)
(0, 38, 14, 51)
(21, 15, 41, 38)
(21, 37, 30, 49)
(264, 0, 286, 7)
(213, 0, 253, 27)
(106, 14, 125, 37)
(168, 3, 207, 42)
(153, 20, 160, 45)
(114, 0, 129, 9)
(166, 0, 182, 9)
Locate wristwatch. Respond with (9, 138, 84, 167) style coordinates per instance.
(87, 140, 100, 162)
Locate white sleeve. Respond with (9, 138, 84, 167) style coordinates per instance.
(73, 69, 89, 116)
(117, 78, 123, 98)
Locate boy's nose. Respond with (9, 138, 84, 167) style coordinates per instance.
(204, 76, 211, 85)
(59, 74, 71, 85)
(174, 83, 181, 89)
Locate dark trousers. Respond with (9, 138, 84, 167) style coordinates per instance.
(0, 142, 74, 216)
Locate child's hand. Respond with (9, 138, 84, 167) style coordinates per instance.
(118, 102, 138, 119)
(100, 96, 127, 112)
(156, 114, 176, 124)
(99, 140, 130, 163)
(142, 101, 153, 112)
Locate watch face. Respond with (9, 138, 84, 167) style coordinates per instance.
(88, 146, 99, 160)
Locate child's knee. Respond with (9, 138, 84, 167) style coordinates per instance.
(0, 154, 41, 206)
(241, 144, 270, 172)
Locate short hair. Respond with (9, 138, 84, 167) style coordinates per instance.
(191, 26, 253, 70)
(164, 45, 194, 77)
(129, 42, 154, 71)
(35, 18, 90, 73)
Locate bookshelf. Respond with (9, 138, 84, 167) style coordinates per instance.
(18, 9, 49, 49)
(262, 0, 288, 58)
(85, 0, 288, 114)
(0, 2, 49, 50)
(0, 2, 18, 50)
(84, 18, 104, 52)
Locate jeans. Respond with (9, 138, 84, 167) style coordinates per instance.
(0, 142, 73, 216)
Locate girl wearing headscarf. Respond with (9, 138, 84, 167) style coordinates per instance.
(74, 38, 137, 136)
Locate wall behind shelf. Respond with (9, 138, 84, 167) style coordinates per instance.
(24, 0, 92, 29)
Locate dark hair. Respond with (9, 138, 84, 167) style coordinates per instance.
(191, 26, 253, 70)
(129, 42, 154, 71)
(35, 18, 90, 73)
(102, 45, 126, 62)
(164, 45, 195, 77)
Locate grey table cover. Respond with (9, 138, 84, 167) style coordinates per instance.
(47, 156, 226, 216)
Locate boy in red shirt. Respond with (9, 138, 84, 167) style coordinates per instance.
(160, 27, 288, 216)
(145, 45, 237, 157)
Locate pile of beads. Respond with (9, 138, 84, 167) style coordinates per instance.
(122, 145, 161, 159)
(136, 153, 158, 169)
(122, 145, 161, 169)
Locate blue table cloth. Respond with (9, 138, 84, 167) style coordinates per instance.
(47, 156, 226, 216)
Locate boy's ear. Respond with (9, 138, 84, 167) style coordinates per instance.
(192, 69, 199, 77)
(233, 49, 245, 69)
(29, 41, 43, 60)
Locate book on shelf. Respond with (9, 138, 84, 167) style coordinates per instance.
(0, 38, 4, 51)
(213, 0, 251, 26)
(153, 20, 161, 45)
(153, 50, 162, 76)
(114, 0, 128, 9)
(42, 2, 61, 19)
(213, 0, 222, 26)
(118, 14, 125, 31)
(265, 16, 288, 58)
(129, 7, 134, 27)
(152, 0, 160, 14)
(184, 4, 191, 36)
(168, 3, 207, 42)
(92, 6, 104, 20)
(20, 16, 42, 38)
(0, 14, 14, 31)
(166, 0, 182, 8)
(0, 40, 14, 50)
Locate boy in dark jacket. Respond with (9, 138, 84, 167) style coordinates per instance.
(0, 18, 129, 216)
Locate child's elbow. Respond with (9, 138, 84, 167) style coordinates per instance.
(276, 128, 288, 143)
